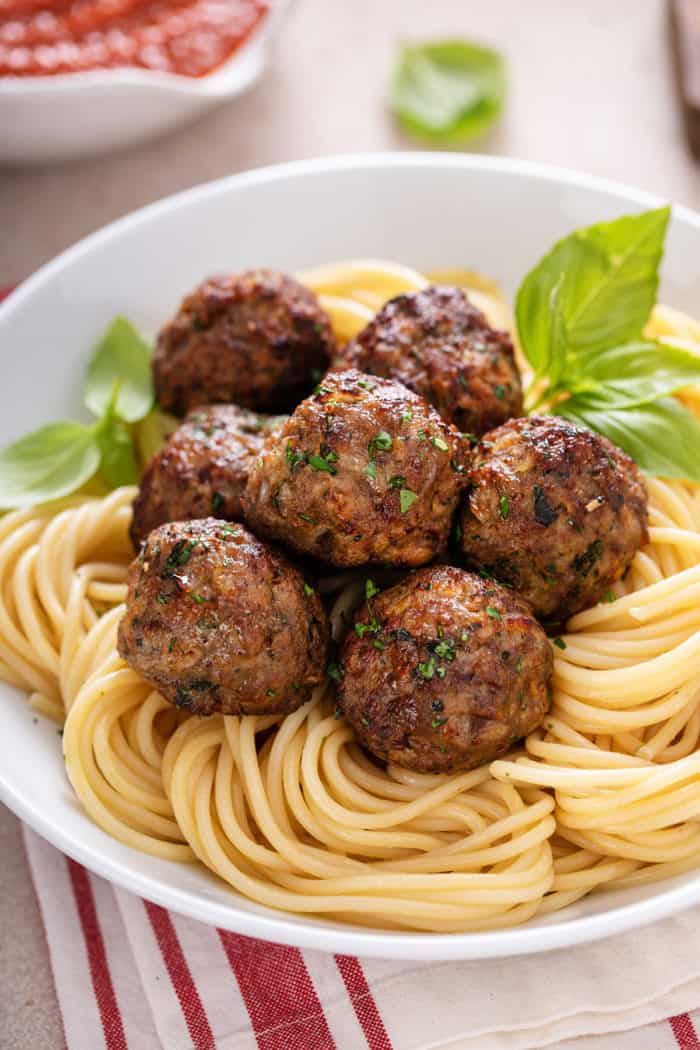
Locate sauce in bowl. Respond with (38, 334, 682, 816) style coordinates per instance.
(0, 0, 269, 78)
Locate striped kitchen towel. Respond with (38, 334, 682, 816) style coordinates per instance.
(21, 826, 700, 1050)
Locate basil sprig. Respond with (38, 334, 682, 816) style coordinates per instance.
(516, 206, 700, 482)
(390, 40, 506, 145)
(0, 317, 153, 507)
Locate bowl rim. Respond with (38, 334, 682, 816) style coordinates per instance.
(0, 0, 292, 97)
(2, 151, 700, 960)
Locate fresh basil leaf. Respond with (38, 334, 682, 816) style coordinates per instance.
(84, 317, 153, 423)
(0, 422, 100, 508)
(516, 207, 671, 376)
(390, 40, 506, 144)
(572, 341, 700, 408)
(557, 396, 700, 482)
(97, 413, 139, 488)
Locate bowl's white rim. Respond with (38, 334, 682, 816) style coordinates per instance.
(0, 0, 291, 98)
(2, 151, 700, 960)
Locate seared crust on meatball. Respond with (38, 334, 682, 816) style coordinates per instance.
(338, 567, 552, 774)
(130, 404, 284, 548)
(117, 518, 329, 716)
(153, 270, 335, 415)
(336, 286, 522, 436)
(241, 368, 469, 568)
(459, 416, 649, 621)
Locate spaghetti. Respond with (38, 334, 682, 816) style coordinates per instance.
(1, 261, 700, 932)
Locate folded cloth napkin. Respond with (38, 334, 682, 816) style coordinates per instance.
(21, 827, 700, 1050)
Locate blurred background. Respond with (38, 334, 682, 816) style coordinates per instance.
(1, 0, 699, 284)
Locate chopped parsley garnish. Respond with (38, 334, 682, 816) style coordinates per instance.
(604, 589, 616, 603)
(169, 636, 177, 652)
(211, 491, 225, 513)
(436, 666, 446, 678)
(265, 688, 277, 697)
(309, 445, 338, 474)
(361, 716, 370, 727)
(417, 429, 427, 442)
(191, 593, 207, 605)
(401, 410, 413, 423)
(514, 656, 523, 673)
(166, 539, 197, 569)
(220, 524, 239, 536)
(486, 606, 502, 620)
(285, 443, 307, 469)
(370, 431, 393, 453)
(417, 656, 435, 679)
(450, 458, 464, 474)
(552, 636, 567, 650)
(462, 432, 479, 446)
(432, 638, 456, 662)
(303, 583, 314, 597)
(357, 379, 371, 389)
(431, 436, 449, 452)
(373, 639, 385, 650)
(573, 539, 604, 576)
(355, 615, 382, 638)
(499, 493, 509, 520)
(156, 593, 169, 605)
(328, 662, 344, 682)
(365, 579, 381, 600)
(494, 384, 506, 400)
(298, 512, 315, 524)
(365, 459, 377, 479)
(431, 716, 448, 729)
(400, 488, 417, 513)
(388, 475, 407, 489)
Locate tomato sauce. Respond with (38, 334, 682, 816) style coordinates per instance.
(0, 0, 268, 77)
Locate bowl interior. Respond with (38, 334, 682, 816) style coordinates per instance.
(2, 154, 700, 959)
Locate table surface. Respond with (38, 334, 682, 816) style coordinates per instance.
(1, 0, 699, 1046)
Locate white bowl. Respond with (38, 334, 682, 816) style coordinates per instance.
(2, 153, 700, 960)
(0, 0, 291, 166)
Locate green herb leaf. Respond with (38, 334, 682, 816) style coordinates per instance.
(499, 493, 509, 520)
(516, 207, 671, 378)
(558, 397, 700, 482)
(373, 431, 393, 452)
(83, 317, 153, 423)
(308, 453, 338, 475)
(96, 410, 139, 488)
(399, 488, 418, 513)
(365, 579, 381, 600)
(391, 39, 506, 144)
(0, 422, 100, 508)
(569, 341, 700, 409)
(365, 459, 378, 480)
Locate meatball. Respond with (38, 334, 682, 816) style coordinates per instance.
(117, 518, 329, 716)
(152, 270, 335, 415)
(336, 285, 522, 436)
(130, 404, 283, 549)
(338, 567, 552, 774)
(458, 416, 649, 622)
(241, 368, 469, 568)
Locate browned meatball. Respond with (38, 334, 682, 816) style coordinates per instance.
(152, 270, 335, 415)
(336, 286, 522, 436)
(241, 369, 469, 568)
(117, 518, 329, 716)
(130, 404, 283, 549)
(459, 416, 649, 622)
(338, 567, 552, 774)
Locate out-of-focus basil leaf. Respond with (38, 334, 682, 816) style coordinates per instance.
(390, 40, 506, 145)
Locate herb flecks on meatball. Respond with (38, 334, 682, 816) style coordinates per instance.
(117, 518, 329, 716)
(338, 567, 552, 774)
(153, 270, 335, 415)
(130, 404, 284, 548)
(336, 285, 522, 436)
(458, 415, 649, 621)
(241, 368, 469, 568)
